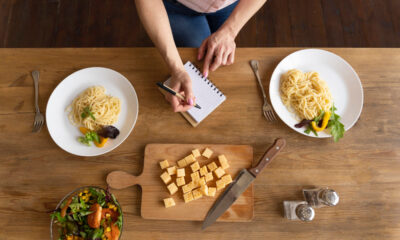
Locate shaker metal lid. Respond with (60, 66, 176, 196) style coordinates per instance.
(320, 189, 339, 206)
(295, 204, 315, 221)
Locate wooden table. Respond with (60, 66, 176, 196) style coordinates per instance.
(0, 48, 399, 240)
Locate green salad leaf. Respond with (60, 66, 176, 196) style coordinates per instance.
(327, 105, 345, 142)
(78, 131, 100, 146)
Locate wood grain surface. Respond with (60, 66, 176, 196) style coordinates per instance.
(0, 48, 399, 240)
(107, 143, 254, 222)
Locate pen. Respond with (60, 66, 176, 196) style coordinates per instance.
(157, 82, 201, 109)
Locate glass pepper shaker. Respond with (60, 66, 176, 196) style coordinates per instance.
(303, 187, 339, 208)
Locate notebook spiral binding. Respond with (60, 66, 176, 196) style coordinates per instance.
(189, 62, 225, 97)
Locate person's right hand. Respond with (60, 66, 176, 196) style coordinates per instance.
(165, 68, 194, 112)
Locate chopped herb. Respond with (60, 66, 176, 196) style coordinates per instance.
(81, 106, 96, 120)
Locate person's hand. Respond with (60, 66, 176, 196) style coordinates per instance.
(165, 68, 194, 112)
(198, 27, 236, 77)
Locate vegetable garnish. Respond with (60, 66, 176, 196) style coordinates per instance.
(298, 104, 345, 142)
(78, 131, 101, 146)
(98, 126, 120, 139)
(51, 187, 122, 240)
(81, 106, 96, 121)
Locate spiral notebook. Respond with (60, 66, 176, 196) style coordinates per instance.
(164, 61, 226, 127)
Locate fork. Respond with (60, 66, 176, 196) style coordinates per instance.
(249, 60, 277, 121)
(32, 70, 44, 132)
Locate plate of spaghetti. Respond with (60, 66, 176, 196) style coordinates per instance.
(46, 67, 138, 156)
(269, 49, 363, 141)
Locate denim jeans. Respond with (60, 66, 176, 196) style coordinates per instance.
(163, 0, 238, 47)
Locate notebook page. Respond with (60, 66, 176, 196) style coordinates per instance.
(165, 61, 226, 123)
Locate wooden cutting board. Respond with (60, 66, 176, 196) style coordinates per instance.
(107, 144, 254, 221)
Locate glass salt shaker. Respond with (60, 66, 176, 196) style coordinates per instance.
(283, 201, 315, 221)
(303, 187, 339, 208)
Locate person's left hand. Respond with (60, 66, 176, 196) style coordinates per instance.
(197, 27, 236, 77)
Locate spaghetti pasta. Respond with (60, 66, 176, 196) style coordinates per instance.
(67, 86, 121, 131)
(280, 69, 332, 120)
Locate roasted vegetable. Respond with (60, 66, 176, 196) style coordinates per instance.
(311, 111, 331, 132)
(98, 126, 120, 139)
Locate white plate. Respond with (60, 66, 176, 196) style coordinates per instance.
(269, 49, 363, 138)
(46, 67, 139, 156)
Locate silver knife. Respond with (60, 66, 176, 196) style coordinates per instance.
(202, 138, 286, 229)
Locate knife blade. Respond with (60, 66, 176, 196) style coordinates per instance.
(202, 138, 286, 229)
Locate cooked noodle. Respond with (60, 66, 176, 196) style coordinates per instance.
(280, 69, 332, 120)
(67, 86, 121, 131)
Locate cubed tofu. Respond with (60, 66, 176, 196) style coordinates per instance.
(176, 176, 186, 187)
(192, 149, 201, 158)
(159, 159, 169, 169)
(177, 168, 185, 177)
(190, 161, 200, 172)
(221, 174, 233, 185)
(163, 197, 176, 208)
(200, 184, 209, 196)
(192, 188, 203, 200)
(191, 171, 200, 182)
(218, 154, 230, 170)
(205, 172, 214, 182)
(207, 162, 218, 172)
(216, 179, 226, 191)
(199, 165, 208, 176)
(167, 182, 178, 195)
(183, 192, 194, 203)
(167, 166, 177, 175)
(214, 167, 226, 179)
(185, 154, 196, 165)
(182, 183, 193, 193)
(202, 148, 213, 159)
(177, 158, 187, 168)
(160, 171, 171, 184)
(198, 177, 206, 186)
(208, 187, 217, 197)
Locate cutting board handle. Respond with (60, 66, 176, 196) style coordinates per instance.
(106, 171, 142, 190)
(249, 138, 286, 177)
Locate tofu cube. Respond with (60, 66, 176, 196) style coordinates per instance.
(167, 182, 178, 195)
(214, 167, 226, 179)
(182, 183, 193, 193)
(192, 188, 203, 200)
(160, 171, 171, 184)
(177, 158, 187, 168)
(191, 171, 200, 182)
(202, 148, 213, 159)
(207, 162, 218, 172)
(216, 179, 226, 191)
(200, 184, 208, 196)
(198, 177, 206, 186)
(199, 165, 208, 176)
(176, 176, 186, 187)
(221, 174, 233, 185)
(205, 172, 214, 182)
(208, 187, 217, 197)
(183, 192, 194, 203)
(192, 149, 201, 158)
(177, 168, 185, 177)
(167, 166, 177, 175)
(159, 159, 169, 169)
(190, 161, 200, 172)
(185, 154, 196, 165)
(163, 197, 175, 208)
(218, 154, 230, 170)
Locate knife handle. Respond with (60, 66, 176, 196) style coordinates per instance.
(249, 138, 286, 177)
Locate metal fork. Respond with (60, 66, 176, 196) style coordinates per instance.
(32, 70, 44, 132)
(249, 60, 277, 121)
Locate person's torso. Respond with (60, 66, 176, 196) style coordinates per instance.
(177, 0, 237, 13)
